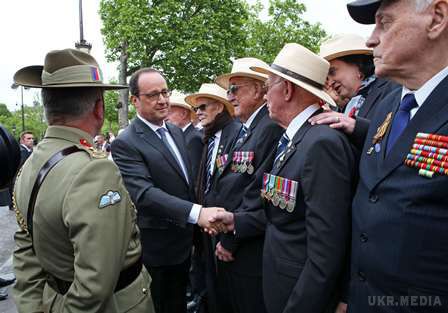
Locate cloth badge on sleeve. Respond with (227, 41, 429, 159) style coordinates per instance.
(405, 132, 448, 178)
(99, 191, 122, 209)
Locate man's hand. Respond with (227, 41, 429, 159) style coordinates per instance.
(208, 211, 235, 235)
(215, 242, 234, 262)
(198, 207, 226, 234)
(308, 111, 356, 135)
(335, 302, 347, 313)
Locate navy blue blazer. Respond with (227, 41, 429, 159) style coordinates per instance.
(348, 75, 448, 312)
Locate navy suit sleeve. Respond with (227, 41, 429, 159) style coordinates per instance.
(111, 136, 193, 227)
(283, 131, 354, 313)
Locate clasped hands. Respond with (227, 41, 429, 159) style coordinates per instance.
(197, 207, 235, 236)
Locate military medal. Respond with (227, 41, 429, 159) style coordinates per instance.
(286, 179, 298, 213)
(405, 132, 448, 178)
(367, 112, 393, 155)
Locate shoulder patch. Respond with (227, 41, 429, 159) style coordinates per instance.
(99, 190, 122, 209)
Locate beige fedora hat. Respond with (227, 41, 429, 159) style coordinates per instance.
(170, 90, 194, 111)
(319, 34, 372, 61)
(13, 48, 127, 90)
(185, 83, 234, 115)
(251, 43, 336, 107)
(215, 57, 268, 89)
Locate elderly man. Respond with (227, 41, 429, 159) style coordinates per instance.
(202, 57, 283, 313)
(333, 1, 448, 312)
(253, 44, 356, 313)
(12, 49, 154, 312)
(213, 44, 356, 313)
(111, 69, 224, 313)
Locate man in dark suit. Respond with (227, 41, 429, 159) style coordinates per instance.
(19, 131, 33, 165)
(185, 83, 241, 313)
(207, 57, 283, 313)
(211, 44, 356, 313)
(111, 68, 225, 313)
(343, 0, 448, 312)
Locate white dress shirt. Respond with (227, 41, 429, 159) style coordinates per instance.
(243, 104, 265, 129)
(285, 104, 320, 140)
(209, 130, 222, 175)
(137, 114, 202, 223)
(402, 65, 448, 119)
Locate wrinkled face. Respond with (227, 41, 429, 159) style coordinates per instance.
(367, 0, 428, 80)
(166, 105, 190, 128)
(195, 97, 224, 127)
(132, 72, 170, 125)
(20, 134, 34, 149)
(227, 77, 261, 122)
(327, 59, 363, 100)
(264, 74, 286, 125)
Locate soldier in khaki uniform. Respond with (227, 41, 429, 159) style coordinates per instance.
(11, 48, 154, 313)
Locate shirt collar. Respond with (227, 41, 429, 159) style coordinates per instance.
(182, 123, 192, 132)
(285, 103, 320, 140)
(20, 144, 32, 152)
(244, 104, 265, 129)
(401, 65, 448, 107)
(137, 113, 167, 132)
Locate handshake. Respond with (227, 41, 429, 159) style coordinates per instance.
(197, 207, 235, 236)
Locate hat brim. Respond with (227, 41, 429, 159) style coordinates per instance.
(251, 65, 336, 108)
(185, 93, 234, 116)
(13, 65, 128, 90)
(170, 102, 194, 112)
(215, 72, 267, 90)
(347, 0, 381, 25)
(324, 49, 373, 61)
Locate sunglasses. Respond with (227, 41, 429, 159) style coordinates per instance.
(194, 103, 210, 112)
(227, 83, 252, 95)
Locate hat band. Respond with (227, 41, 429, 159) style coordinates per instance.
(42, 65, 103, 86)
(271, 64, 323, 89)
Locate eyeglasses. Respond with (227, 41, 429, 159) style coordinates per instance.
(193, 103, 211, 112)
(263, 79, 283, 90)
(138, 89, 172, 101)
(227, 83, 252, 95)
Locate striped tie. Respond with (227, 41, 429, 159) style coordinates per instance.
(273, 133, 290, 166)
(205, 135, 216, 193)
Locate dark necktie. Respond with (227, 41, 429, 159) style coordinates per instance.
(386, 93, 418, 154)
(156, 128, 188, 182)
(234, 125, 248, 148)
(274, 133, 290, 166)
(205, 135, 216, 193)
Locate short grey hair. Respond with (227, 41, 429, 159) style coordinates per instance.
(41, 87, 103, 124)
(415, 0, 432, 11)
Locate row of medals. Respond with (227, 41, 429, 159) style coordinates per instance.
(261, 189, 296, 213)
(231, 161, 255, 174)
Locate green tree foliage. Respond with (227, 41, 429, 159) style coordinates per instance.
(0, 104, 47, 141)
(0, 103, 12, 117)
(100, 0, 249, 93)
(243, 0, 326, 64)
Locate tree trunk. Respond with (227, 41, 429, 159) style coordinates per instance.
(118, 42, 129, 129)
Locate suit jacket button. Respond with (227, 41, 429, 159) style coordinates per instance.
(369, 193, 379, 203)
(358, 271, 366, 282)
(360, 233, 368, 243)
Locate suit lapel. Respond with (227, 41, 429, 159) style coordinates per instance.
(358, 79, 386, 118)
(133, 119, 188, 185)
(271, 120, 314, 176)
(167, 123, 192, 184)
(375, 76, 448, 185)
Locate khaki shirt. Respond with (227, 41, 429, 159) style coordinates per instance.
(13, 126, 153, 313)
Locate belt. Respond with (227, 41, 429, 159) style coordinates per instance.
(52, 258, 142, 295)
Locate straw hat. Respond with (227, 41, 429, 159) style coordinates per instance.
(185, 83, 234, 115)
(170, 91, 194, 112)
(215, 57, 268, 89)
(319, 34, 372, 61)
(13, 48, 127, 90)
(251, 43, 336, 107)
